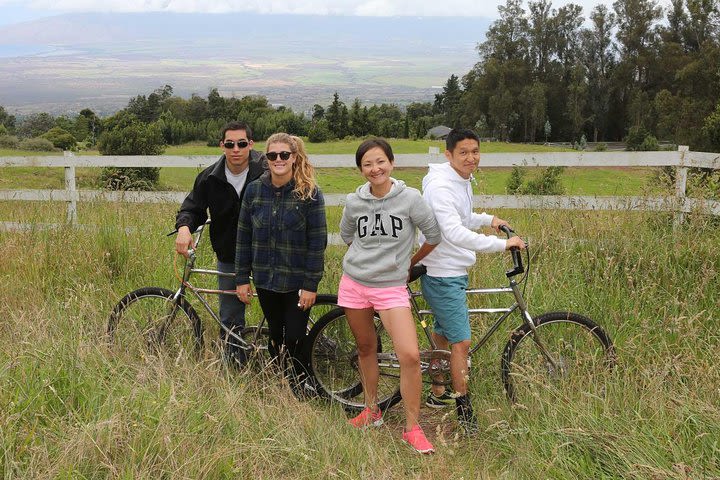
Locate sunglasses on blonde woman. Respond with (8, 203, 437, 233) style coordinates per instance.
(266, 151, 293, 161)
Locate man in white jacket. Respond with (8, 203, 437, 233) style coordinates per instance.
(419, 128, 525, 433)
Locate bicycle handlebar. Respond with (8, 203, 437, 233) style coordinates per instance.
(499, 225, 525, 278)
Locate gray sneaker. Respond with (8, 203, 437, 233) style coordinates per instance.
(425, 390, 455, 408)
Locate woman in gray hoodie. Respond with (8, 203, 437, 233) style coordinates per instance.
(338, 138, 442, 454)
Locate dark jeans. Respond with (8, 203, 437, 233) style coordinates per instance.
(217, 261, 246, 351)
(256, 288, 310, 380)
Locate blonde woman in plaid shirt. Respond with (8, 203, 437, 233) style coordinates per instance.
(235, 133, 327, 392)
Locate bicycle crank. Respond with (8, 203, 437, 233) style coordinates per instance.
(421, 349, 452, 386)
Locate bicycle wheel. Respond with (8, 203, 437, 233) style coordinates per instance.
(304, 308, 402, 413)
(107, 287, 203, 361)
(501, 311, 616, 403)
(241, 295, 338, 370)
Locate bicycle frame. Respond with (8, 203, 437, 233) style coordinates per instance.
(168, 221, 261, 350)
(168, 221, 339, 352)
(375, 231, 562, 377)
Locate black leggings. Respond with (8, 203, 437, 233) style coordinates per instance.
(256, 288, 310, 378)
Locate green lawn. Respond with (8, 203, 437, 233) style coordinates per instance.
(163, 139, 574, 155)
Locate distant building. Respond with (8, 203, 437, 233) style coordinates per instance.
(427, 125, 451, 139)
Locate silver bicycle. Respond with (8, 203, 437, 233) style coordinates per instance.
(304, 226, 616, 410)
(107, 220, 338, 366)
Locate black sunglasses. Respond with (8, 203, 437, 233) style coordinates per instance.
(223, 140, 249, 149)
(266, 151, 293, 161)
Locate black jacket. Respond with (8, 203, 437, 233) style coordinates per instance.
(175, 151, 266, 263)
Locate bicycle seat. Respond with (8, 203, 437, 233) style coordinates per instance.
(408, 264, 427, 283)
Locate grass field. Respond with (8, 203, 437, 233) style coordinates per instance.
(1, 140, 716, 477)
(0, 199, 719, 478)
(1, 139, 653, 197)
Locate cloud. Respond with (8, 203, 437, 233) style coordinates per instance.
(0, 0, 669, 17)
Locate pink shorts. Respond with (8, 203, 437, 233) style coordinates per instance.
(337, 274, 410, 311)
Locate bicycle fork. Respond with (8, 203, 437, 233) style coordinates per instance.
(509, 280, 562, 374)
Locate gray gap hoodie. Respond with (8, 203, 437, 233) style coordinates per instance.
(340, 178, 442, 287)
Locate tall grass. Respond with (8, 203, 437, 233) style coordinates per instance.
(1, 203, 718, 478)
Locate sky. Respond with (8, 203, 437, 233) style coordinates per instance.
(0, 0, 660, 25)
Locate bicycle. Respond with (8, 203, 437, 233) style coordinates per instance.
(107, 220, 338, 367)
(303, 226, 616, 411)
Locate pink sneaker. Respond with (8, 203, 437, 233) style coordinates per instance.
(402, 425, 435, 454)
(348, 406, 383, 428)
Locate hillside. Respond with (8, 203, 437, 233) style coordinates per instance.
(0, 12, 490, 115)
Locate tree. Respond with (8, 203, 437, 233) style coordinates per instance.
(566, 63, 589, 140)
(434, 74, 463, 128)
(479, 0, 529, 62)
(527, 0, 554, 80)
(0, 106, 16, 132)
(311, 104, 325, 121)
(98, 112, 165, 190)
(41, 127, 76, 150)
(325, 92, 347, 139)
(308, 119, 332, 143)
(581, 5, 616, 141)
(17, 112, 55, 138)
(528, 82, 547, 142)
(349, 99, 370, 137)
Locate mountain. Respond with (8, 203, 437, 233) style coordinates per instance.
(0, 12, 490, 115)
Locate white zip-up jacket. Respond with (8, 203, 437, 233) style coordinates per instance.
(419, 163, 506, 277)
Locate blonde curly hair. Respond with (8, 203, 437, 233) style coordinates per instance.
(265, 132, 318, 201)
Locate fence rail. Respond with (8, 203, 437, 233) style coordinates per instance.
(2, 148, 720, 227)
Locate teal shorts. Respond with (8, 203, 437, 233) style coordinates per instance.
(420, 274, 470, 344)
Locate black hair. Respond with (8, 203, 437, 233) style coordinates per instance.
(446, 128, 480, 152)
(355, 138, 394, 168)
(221, 121, 253, 142)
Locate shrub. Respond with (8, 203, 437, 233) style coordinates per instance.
(625, 126, 649, 151)
(506, 166, 526, 194)
(18, 137, 56, 151)
(523, 166, 565, 195)
(639, 135, 659, 151)
(593, 143, 608, 152)
(0, 134, 19, 149)
(308, 120, 332, 143)
(41, 127, 77, 151)
(98, 112, 165, 190)
(507, 165, 566, 195)
(99, 167, 160, 191)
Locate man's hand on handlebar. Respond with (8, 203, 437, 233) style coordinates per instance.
(491, 215, 510, 233)
(175, 225, 195, 258)
(505, 236, 526, 250)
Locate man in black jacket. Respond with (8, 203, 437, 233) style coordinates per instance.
(175, 121, 265, 366)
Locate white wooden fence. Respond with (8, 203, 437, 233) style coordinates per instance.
(2, 147, 720, 228)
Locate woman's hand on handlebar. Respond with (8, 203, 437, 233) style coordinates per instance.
(236, 284, 253, 305)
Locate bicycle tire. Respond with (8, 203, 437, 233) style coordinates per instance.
(501, 311, 616, 403)
(304, 307, 402, 413)
(107, 287, 203, 360)
(239, 295, 338, 369)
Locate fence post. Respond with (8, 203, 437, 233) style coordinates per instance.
(674, 145, 689, 229)
(428, 146, 440, 164)
(64, 151, 78, 225)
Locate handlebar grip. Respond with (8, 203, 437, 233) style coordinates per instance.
(499, 224, 514, 237)
(510, 247, 522, 269)
(500, 225, 524, 278)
